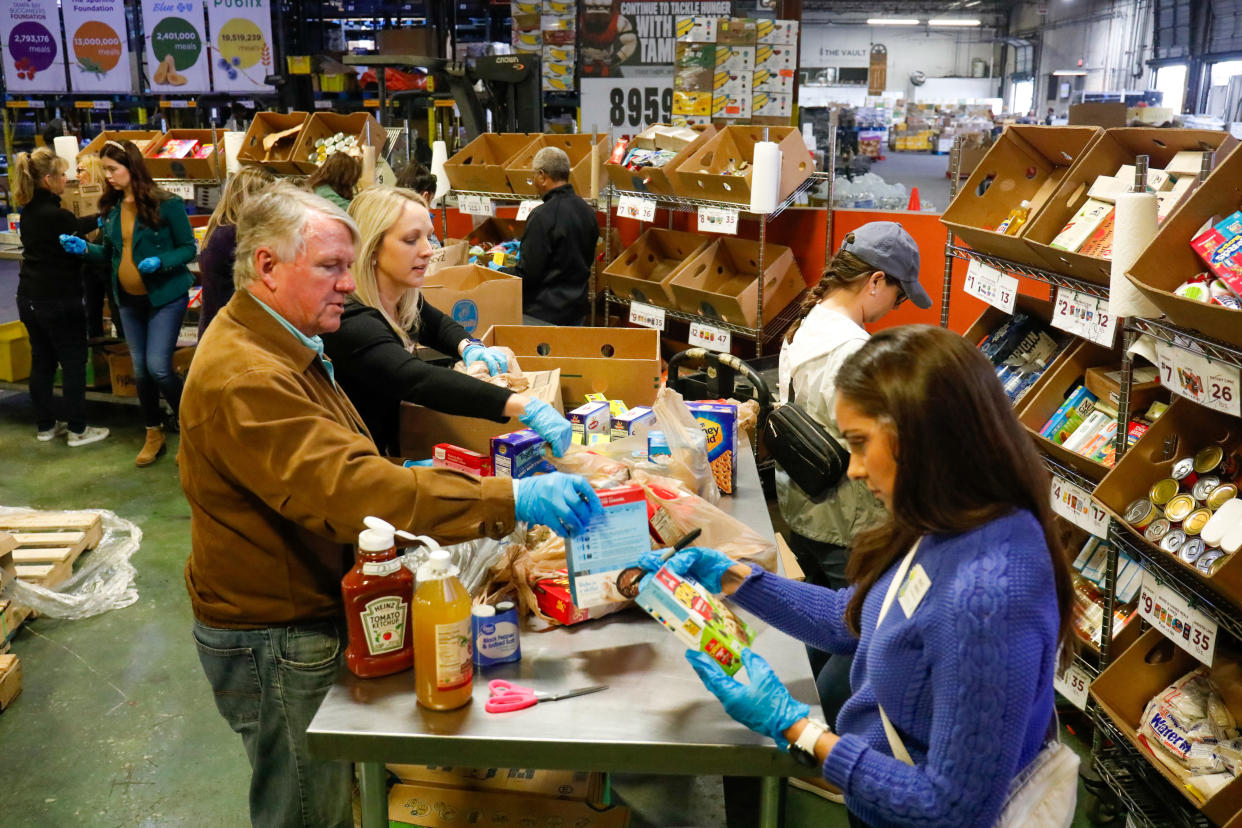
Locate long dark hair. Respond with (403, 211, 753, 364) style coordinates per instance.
(784, 244, 902, 343)
(99, 140, 165, 227)
(835, 325, 1074, 654)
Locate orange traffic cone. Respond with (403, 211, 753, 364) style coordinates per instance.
(907, 187, 921, 211)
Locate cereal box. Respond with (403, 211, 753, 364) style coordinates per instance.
(611, 406, 656, 441)
(433, 443, 493, 476)
(569, 402, 611, 445)
(565, 485, 650, 609)
(686, 402, 738, 494)
(635, 562, 754, 676)
(491, 429, 554, 478)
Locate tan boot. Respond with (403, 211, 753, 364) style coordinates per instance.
(136, 427, 166, 467)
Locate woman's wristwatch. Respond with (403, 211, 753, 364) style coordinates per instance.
(790, 718, 830, 767)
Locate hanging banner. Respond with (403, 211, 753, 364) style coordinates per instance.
(205, 0, 275, 92)
(143, 0, 211, 93)
(1, 0, 65, 93)
(63, 0, 133, 93)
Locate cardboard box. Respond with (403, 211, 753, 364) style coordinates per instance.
(752, 92, 793, 119)
(464, 218, 525, 249)
(143, 130, 222, 179)
(505, 133, 608, 199)
(420, 264, 523, 337)
(0, 654, 19, 711)
(940, 125, 1102, 271)
(602, 228, 709, 306)
(77, 130, 163, 161)
(62, 180, 105, 218)
(388, 781, 629, 827)
(672, 91, 712, 117)
(425, 239, 469, 277)
(676, 15, 716, 42)
(443, 133, 537, 193)
(604, 124, 716, 197)
(376, 27, 437, 56)
(756, 18, 798, 45)
(237, 111, 311, 175)
(716, 18, 756, 44)
(1084, 364, 1163, 412)
(1067, 102, 1127, 129)
(667, 237, 804, 328)
(385, 765, 602, 803)
(753, 45, 796, 92)
(291, 112, 386, 173)
(672, 125, 811, 205)
(0, 321, 31, 382)
(105, 344, 196, 398)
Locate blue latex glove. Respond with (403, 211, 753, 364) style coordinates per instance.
(59, 234, 87, 255)
(137, 256, 161, 274)
(519, 398, 572, 458)
(687, 648, 811, 750)
(402, 458, 434, 467)
(638, 546, 738, 593)
(462, 342, 509, 376)
(513, 472, 603, 537)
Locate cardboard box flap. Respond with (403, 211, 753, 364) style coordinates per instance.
(424, 263, 519, 292)
(238, 112, 310, 174)
(444, 133, 540, 193)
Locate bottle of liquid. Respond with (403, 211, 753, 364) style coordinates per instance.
(997, 199, 1032, 236)
(341, 519, 414, 678)
(414, 550, 474, 710)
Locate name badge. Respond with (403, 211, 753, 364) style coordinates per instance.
(898, 564, 931, 618)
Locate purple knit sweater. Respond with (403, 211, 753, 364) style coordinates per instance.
(732, 510, 1059, 827)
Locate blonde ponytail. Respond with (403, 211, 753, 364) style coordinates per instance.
(11, 147, 67, 208)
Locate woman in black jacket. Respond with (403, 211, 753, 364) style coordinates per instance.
(13, 147, 109, 446)
(321, 187, 572, 458)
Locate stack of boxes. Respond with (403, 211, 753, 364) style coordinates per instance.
(672, 16, 798, 126)
(511, 0, 576, 92)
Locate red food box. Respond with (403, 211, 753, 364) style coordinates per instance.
(1079, 211, 1115, 259)
(432, 443, 494, 476)
(534, 569, 630, 626)
(1191, 211, 1242, 295)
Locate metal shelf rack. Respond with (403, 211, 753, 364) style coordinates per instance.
(945, 244, 1112, 300)
(1094, 741, 1214, 828)
(1126, 315, 1242, 368)
(605, 171, 826, 220)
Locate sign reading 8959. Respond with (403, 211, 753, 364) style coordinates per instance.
(608, 87, 672, 128)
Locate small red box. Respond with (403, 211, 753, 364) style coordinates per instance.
(535, 570, 592, 626)
(432, 443, 494, 476)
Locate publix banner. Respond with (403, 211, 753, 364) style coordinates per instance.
(1, 0, 65, 93)
(143, 0, 211, 93)
(206, 0, 275, 92)
(63, 0, 133, 93)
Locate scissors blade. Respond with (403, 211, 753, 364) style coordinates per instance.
(537, 684, 609, 703)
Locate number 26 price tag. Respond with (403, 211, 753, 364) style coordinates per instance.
(616, 195, 656, 223)
(1155, 340, 1241, 417)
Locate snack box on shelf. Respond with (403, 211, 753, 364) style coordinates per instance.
(237, 111, 311, 175)
(602, 228, 710, 307)
(670, 125, 811, 205)
(143, 130, 220, 179)
(505, 133, 608, 200)
(667, 237, 804, 329)
(604, 123, 717, 197)
(443, 133, 539, 193)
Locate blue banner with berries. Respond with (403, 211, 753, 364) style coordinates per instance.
(205, 0, 275, 92)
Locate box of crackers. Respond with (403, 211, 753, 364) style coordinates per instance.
(686, 402, 738, 494)
(635, 562, 754, 676)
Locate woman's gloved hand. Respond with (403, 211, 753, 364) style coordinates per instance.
(638, 546, 738, 593)
(462, 342, 509, 376)
(137, 256, 161, 274)
(513, 472, 603, 536)
(519, 398, 572, 457)
(686, 648, 811, 750)
(59, 234, 87, 255)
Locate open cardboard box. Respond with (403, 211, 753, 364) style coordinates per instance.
(465, 217, 525, 248)
(668, 237, 804, 328)
(603, 228, 709, 307)
(1091, 628, 1242, 827)
(62, 180, 105, 218)
(143, 130, 222, 179)
(444, 133, 538, 193)
(420, 264, 523, 337)
(426, 239, 469, 277)
(386, 765, 603, 803)
(941, 125, 1101, 270)
(290, 112, 385, 171)
(604, 124, 717, 197)
(505, 133, 608, 199)
(106, 344, 195, 397)
(78, 130, 163, 160)
(1126, 137, 1242, 348)
(671, 125, 810, 205)
(1094, 396, 1242, 601)
(1023, 128, 1234, 284)
(237, 111, 311, 175)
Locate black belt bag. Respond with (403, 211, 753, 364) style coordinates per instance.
(763, 383, 851, 499)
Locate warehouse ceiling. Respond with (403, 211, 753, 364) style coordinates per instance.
(801, 0, 1011, 27)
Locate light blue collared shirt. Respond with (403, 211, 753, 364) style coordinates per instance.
(250, 294, 336, 386)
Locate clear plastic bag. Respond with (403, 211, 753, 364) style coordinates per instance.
(650, 387, 719, 505)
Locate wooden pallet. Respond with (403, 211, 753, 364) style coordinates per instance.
(0, 512, 103, 589)
(0, 600, 33, 653)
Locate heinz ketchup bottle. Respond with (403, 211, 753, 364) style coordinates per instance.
(342, 519, 414, 678)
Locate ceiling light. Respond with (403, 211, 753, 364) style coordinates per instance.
(1052, 70, 1088, 76)
(928, 18, 981, 26)
(866, 18, 920, 25)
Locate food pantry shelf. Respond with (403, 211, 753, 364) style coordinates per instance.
(607, 170, 829, 221)
(1126, 316, 1242, 370)
(1042, 453, 1104, 497)
(946, 245, 1111, 300)
(603, 289, 808, 341)
(1093, 741, 1213, 828)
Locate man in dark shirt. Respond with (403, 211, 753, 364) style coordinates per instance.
(515, 147, 600, 325)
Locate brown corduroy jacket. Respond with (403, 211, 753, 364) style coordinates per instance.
(180, 289, 516, 629)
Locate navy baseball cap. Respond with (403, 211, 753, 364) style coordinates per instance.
(839, 221, 931, 309)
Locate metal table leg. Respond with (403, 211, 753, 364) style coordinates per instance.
(758, 776, 783, 827)
(358, 761, 386, 828)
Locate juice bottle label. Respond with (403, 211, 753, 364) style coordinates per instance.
(434, 618, 473, 690)
(361, 595, 408, 656)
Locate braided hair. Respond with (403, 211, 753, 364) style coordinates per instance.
(783, 236, 880, 343)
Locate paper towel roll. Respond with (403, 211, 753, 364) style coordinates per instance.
(430, 140, 449, 206)
(223, 131, 246, 176)
(54, 136, 80, 179)
(749, 141, 782, 214)
(1111, 190, 1163, 318)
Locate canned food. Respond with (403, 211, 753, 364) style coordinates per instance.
(1194, 445, 1224, 475)
(1195, 549, 1227, 576)
(1149, 478, 1181, 507)
(1208, 484, 1239, 511)
(1125, 498, 1158, 529)
(1184, 508, 1213, 536)
(1179, 537, 1207, 564)
(1172, 457, 1199, 488)
(1144, 518, 1173, 543)
(1192, 476, 1222, 503)
(1164, 494, 1197, 523)
(1160, 529, 1188, 554)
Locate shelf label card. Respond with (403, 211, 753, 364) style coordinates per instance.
(628, 301, 665, 331)
(1155, 340, 1242, 417)
(697, 206, 739, 235)
(516, 200, 542, 221)
(1053, 662, 1091, 711)
(1050, 475, 1109, 538)
(314, 99, 334, 109)
(689, 321, 731, 353)
(164, 182, 196, 200)
(1052, 288, 1118, 347)
(1139, 570, 1217, 666)
(963, 260, 1018, 314)
(617, 194, 657, 223)
(459, 194, 495, 217)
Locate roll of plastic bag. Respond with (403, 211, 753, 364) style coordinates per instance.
(430, 140, 450, 206)
(749, 141, 782, 214)
(222, 131, 246, 176)
(54, 136, 80, 179)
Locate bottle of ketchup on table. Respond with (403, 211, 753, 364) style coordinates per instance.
(342, 517, 414, 678)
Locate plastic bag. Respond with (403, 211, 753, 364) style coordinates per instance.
(651, 387, 719, 505)
(0, 507, 141, 620)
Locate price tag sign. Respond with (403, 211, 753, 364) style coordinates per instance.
(1155, 340, 1241, 417)
(164, 182, 196, 200)
(963, 260, 1018, 314)
(698, 206, 739, 235)
(1053, 662, 1091, 711)
(629, 301, 665, 331)
(579, 72, 673, 133)
(459, 195, 495, 217)
(93, 100, 112, 110)
(1050, 475, 1109, 538)
(617, 194, 657, 223)
(516, 200, 542, 221)
(1139, 571, 1217, 665)
(314, 99, 334, 109)
(1052, 288, 1118, 348)
(689, 321, 731, 353)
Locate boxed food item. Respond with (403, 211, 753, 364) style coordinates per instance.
(1191, 210, 1242, 295)
(667, 237, 804, 328)
(715, 45, 755, 74)
(565, 485, 650, 607)
(386, 765, 603, 803)
(1050, 199, 1114, 252)
(676, 16, 717, 43)
(443, 133, 537, 193)
(752, 92, 793, 119)
(143, 129, 221, 179)
(686, 402, 738, 494)
(612, 406, 656, 441)
(388, 781, 629, 827)
(569, 401, 611, 445)
(756, 18, 798, 45)
(712, 91, 752, 120)
(673, 91, 712, 118)
(1078, 210, 1115, 259)
(237, 111, 310, 174)
(534, 569, 631, 626)
(1166, 149, 1212, 179)
(420, 264, 523, 337)
(505, 133, 608, 199)
(753, 45, 796, 92)
(432, 443, 494, 476)
(491, 429, 553, 479)
(635, 562, 754, 676)
(716, 18, 757, 45)
(604, 123, 716, 196)
(672, 124, 811, 204)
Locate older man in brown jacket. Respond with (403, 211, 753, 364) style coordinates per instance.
(179, 183, 599, 828)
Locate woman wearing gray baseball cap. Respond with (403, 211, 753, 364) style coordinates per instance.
(776, 221, 930, 754)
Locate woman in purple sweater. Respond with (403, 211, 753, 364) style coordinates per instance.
(196, 167, 274, 337)
(643, 325, 1075, 827)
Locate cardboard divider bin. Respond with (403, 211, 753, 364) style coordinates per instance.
(443, 133, 538, 193)
(143, 129, 222, 180)
(604, 124, 717, 197)
(290, 112, 385, 171)
(1126, 137, 1242, 348)
(505, 133, 608, 199)
(420, 264, 523, 337)
(78, 130, 163, 160)
(237, 111, 311, 174)
(668, 237, 803, 328)
(1093, 397, 1242, 601)
(941, 125, 1102, 270)
(671, 125, 811, 205)
(602, 228, 710, 307)
(1091, 628, 1242, 827)
(1023, 128, 1233, 284)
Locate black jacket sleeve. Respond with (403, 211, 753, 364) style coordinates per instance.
(515, 204, 552, 300)
(416, 296, 472, 356)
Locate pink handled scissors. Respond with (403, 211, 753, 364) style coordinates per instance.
(484, 679, 608, 713)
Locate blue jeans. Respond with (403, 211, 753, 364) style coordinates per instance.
(193, 620, 352, 828)
(117, 293, 187, 428)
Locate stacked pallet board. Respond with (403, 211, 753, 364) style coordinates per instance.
(2, 511, 103, 589)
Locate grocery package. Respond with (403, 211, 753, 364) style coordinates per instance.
(308, 131, 364, 165)
(1138, 667, 1239, 794)
(413, 550, 473, 710)
(1185, 210, 1242, 304)
(491, 430, 554, 479)
(973, 312, 1072, 404)
(565, 485, 650, 608)
(433, 443, 494, 476)
(1039, 380, 1162, 467)
(1070, 535, 1140, 648)
(686, 402, 738, 494)
(636, 561, 755, 676)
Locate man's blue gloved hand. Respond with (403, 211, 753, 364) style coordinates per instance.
(512, 472, 603, 537)
(638, 546, 738, 593)
(687, 648, 811, 750)
(462, 342, 509, 376)
(137, 256, 161, 274)
(59, 234, 87, 255)
(402, 458, 434, 467)
(519, 398, 572, 457)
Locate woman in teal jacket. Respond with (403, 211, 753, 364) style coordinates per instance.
(61, 139, 196, 466)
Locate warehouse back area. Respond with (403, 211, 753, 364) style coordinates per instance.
(2, 0, 1242, 825)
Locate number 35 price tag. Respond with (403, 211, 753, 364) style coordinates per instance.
(1139, 571, 1217, 665)
(697, 206, 739, 235)
(1053, 661, 1091, 710)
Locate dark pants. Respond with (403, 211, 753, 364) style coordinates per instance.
(117, 292, 188, 429)
(83, 263, 121, 339)
(787, 532, 854, 729)
(18, 294, 88, 433)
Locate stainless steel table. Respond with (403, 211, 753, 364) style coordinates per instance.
(307, 443, 819, 827)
